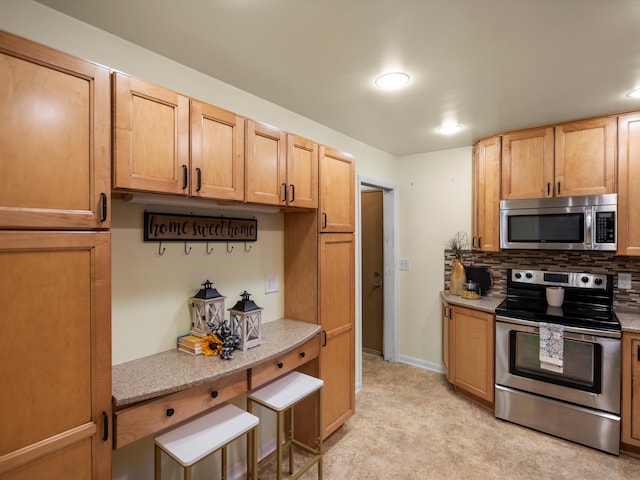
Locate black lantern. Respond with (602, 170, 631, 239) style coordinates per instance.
(228, 291, 263, 351)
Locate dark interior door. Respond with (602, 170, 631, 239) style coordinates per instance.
(361, 189, 384, 354)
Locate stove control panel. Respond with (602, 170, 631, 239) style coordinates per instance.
(511, 269, 608, 289)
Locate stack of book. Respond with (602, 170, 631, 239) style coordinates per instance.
(177, 334, 204, 355)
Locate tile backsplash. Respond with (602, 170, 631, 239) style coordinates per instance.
(444, 250, 640, 312)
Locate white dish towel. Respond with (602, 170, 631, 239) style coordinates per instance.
(539, 322, 564, 374)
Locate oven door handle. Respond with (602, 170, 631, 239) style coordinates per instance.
(496, 315, 621, 339)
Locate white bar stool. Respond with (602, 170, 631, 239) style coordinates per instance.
(154, 402, 259, 480)
(247, 371, 323, 480)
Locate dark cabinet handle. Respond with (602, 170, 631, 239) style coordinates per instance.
(547, 182, 551, 196)
(211, 390, 218, 399)
(637, 345, 640, 362)
(281, 183, 288, 202)
(102, 411, 109, 441)
(299, 351, 306, 358)
(182, 165, 188, 190)
(322, 213, 327, 229)
(322, 330, 327, 347)
(277, 362, 284, 369)
(557, 181, 561, 195)
(289, 184, 295, 203)
(166, 408, 175, 417)
(196, 168, 202, 192)
(100, 193, 108, 222)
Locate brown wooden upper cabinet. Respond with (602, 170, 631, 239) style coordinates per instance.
(617, 112, 640, 256)
(472, 136, 501, 252)
(113, 73, 244, 201)
(319, 146, 355, 232)
(245, 121, 318, 208)
(0, 31, 111, 229)
(501, 117, 617, 199)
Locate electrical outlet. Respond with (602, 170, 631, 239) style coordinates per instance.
(265, 274, 279, 293)
(618, 273, 632, 290)
(399, 259, 411, 271)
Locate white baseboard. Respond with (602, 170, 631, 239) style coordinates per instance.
(397, 354, 445, 374)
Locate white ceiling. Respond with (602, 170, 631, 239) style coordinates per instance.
(35, 0, 640, 157)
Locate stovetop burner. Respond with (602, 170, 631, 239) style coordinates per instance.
(496, 268, 621, 332)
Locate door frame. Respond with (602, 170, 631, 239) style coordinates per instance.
(356, 175, 398, 390)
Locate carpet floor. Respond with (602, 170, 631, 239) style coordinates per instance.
(261, 352, 640, 479)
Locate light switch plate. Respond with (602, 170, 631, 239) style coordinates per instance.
(618, 273, 632, 290)
(399, 259, 411, 271)
(265, 274, 279, 293)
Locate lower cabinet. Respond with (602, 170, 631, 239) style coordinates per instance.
(0, 231, 111, 479)
(444, 303, 495, 407)
(622, 332, 640, 452)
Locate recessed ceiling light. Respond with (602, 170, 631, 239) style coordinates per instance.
(375, 72, 410, 90)
(436, 124, 463, 135)
(627, 88, 640, 99)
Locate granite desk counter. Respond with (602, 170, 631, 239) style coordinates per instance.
(112, 318, 321, 449)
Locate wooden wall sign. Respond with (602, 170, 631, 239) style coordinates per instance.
(144, 211, 257, 242)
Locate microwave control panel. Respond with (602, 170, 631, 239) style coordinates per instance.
(595, 211, 615, 243)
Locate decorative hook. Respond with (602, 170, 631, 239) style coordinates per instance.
(206, 242, 214, 255)
(158, 242, 165, 256)
(226, 242, 234, 254)
(244, 242, 252, 253)
(184, 242, 191, 255)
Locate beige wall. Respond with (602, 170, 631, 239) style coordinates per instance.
(2, 1, 475, 478)
(396, 147, 473, 369)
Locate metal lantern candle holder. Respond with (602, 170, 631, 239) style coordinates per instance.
(228, 291, 263, 352)
(190, 280, 226, 337)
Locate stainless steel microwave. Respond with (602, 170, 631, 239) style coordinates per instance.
(500, 194, 617, 251)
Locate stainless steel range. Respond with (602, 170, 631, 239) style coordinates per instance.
(494, 268, 621, 455)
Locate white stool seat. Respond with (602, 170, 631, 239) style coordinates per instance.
(247, 371, 324, 479)
(155, 402, 259, 475)
(247, 371, 324, 410)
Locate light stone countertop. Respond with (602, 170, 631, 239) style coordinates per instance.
(440, 291, 505, 313)
(441, 291, 640, 333)
(112, 318, 320, 408)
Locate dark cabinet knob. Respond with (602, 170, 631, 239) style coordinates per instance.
(211, 390, 218, 399)
(166, 408, 175, 417)
(299, 351, 306, 358)
(277, 362, 284, 369)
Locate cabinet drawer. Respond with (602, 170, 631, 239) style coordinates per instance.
(113, 370, 247, 449)
(250, 335, 320, 389)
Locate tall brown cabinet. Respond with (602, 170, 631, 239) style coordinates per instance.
(0, 32, 112, 479)
(285, 147, 355, 439)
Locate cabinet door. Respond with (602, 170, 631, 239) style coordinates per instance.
(0, 31, 110, 229)
(286, 134, 318, 209)
(246, 120, 287, 206)
(113, 72, 190, 195)
(449, 306, 494, 404)
(190, 100, 244, 201)
(622, 333, 640, 449)
(617, 112, 640, 256)
(319, 234, 355, 438)
(501, 127, 554, 199)
(472, 136, 501, 252)
(554, 117, 616, 197)
(319, 146, 355, 233)
(442, 300, 451, 382)
(0, 231, 111, 479)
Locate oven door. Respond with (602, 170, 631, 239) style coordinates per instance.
(495, 316, 621, 414)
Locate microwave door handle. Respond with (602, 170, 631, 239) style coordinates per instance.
(585, 209, 593, 246)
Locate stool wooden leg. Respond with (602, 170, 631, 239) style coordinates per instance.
(221, 445, 227, 480)
(154, 444, 161, 480)
(184, 464, 192, 480)
(276, 410, 284, 480)
(288, 407, 294, 475)
(318, 389, 323, 480)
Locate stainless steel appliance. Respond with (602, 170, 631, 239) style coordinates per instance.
(500, 193, 617, 251)
(495, 268, 621, 455)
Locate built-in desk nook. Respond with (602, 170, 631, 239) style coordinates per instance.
(112, 319, 321, 450)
